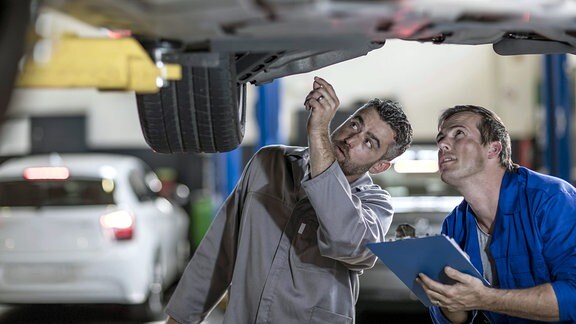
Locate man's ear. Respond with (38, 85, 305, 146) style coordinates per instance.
(369, 160, 391, 174)
(488, 141, 502, 159)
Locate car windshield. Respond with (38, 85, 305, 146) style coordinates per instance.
(0, 179, 115, 207)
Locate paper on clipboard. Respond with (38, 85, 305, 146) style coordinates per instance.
(367, 235, 489, 307)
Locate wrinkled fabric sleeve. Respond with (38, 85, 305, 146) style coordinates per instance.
(301, 161, 391, 271)
(429, 305, 479, 324)
(429, 306, 452, 324)
(537, 185, 576, 321)
(164, 155, 257, 324)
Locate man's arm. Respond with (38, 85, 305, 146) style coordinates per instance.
(302, 162, 391, 270)
(164, 192, 239, 323)
(164, 156, 256, 324)
(484, 283, 558, 320)
(304, 76, 340, 178)
(301, 77, 390, 270)
(418, 267, 559, 322)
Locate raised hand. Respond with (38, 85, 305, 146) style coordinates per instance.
(304, 76, 340, 136)
(303, 77, 340, 178)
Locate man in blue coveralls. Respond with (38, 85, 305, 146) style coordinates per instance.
(418, 105, 576, 323)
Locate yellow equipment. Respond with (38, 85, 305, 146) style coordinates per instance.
(16, 36, 181, 93)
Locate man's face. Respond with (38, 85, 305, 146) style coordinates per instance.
(435, 112, 490, 186)
(331, 107, 395, 178)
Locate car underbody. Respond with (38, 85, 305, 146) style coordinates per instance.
(4, 0, 576, 153)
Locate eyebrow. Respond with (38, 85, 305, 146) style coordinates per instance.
(435, 131, 444, 143)
(436, 124, 464, 143)
(354, 115, 381, 149)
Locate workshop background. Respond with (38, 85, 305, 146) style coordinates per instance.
(0, 7, 574, 324)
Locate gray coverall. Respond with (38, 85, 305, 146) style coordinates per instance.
(166, 145, 392, 324)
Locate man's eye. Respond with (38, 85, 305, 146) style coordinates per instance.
(351, 122, 357, 130)
(366, 140, 372, 149)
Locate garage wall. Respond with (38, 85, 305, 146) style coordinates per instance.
(1, 84, 261, 156)
(280, 40, 541, 143)
(1, 88, 144, 156)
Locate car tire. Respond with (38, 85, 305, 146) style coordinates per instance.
(0, 0, 31, 125)
(135, 53, 246, 154)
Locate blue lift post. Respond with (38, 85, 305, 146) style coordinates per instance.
(542, 54, 573, 182)
(256, 79, 283, 150)
(218, 147, 243, 197)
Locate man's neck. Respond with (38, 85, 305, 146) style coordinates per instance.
(458, 167, 506, 233)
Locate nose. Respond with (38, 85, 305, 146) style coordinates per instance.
(437, 139, 450, 154)
(344, 133, 360, 146)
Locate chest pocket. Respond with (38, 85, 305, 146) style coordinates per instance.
(496, 254, 549, 289)
(288, 200, 337, 272)
(491, 210, 551, 289)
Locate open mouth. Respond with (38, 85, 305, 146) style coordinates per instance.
(439, 157, 455, 168)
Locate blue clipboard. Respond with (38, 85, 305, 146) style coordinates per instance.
(367, 235, 489, 307)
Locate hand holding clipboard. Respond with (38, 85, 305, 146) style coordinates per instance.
(367, 235, 490, 307)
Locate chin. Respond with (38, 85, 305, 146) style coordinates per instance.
(439, 171, 450, 183)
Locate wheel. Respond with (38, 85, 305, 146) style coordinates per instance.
(136, 52, 246, 154)
(0, 0, 31, 125)
(128, 257, 166, 322)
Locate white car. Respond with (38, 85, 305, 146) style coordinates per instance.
(358, 196, 463, 314)
(358, 146, 463, 314)
(0, 153, 190, 321)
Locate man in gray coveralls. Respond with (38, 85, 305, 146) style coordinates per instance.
(165, 77, 413, 324)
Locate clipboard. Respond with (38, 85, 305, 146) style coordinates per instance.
(367, 235, 489, 307)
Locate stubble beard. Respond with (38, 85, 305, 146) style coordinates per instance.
(332, 141, 373, 177)
(439, 160, 483, 188)
(337, 154, 372, 177)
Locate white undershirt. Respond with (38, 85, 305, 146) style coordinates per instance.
(476, 221, 494, 285)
